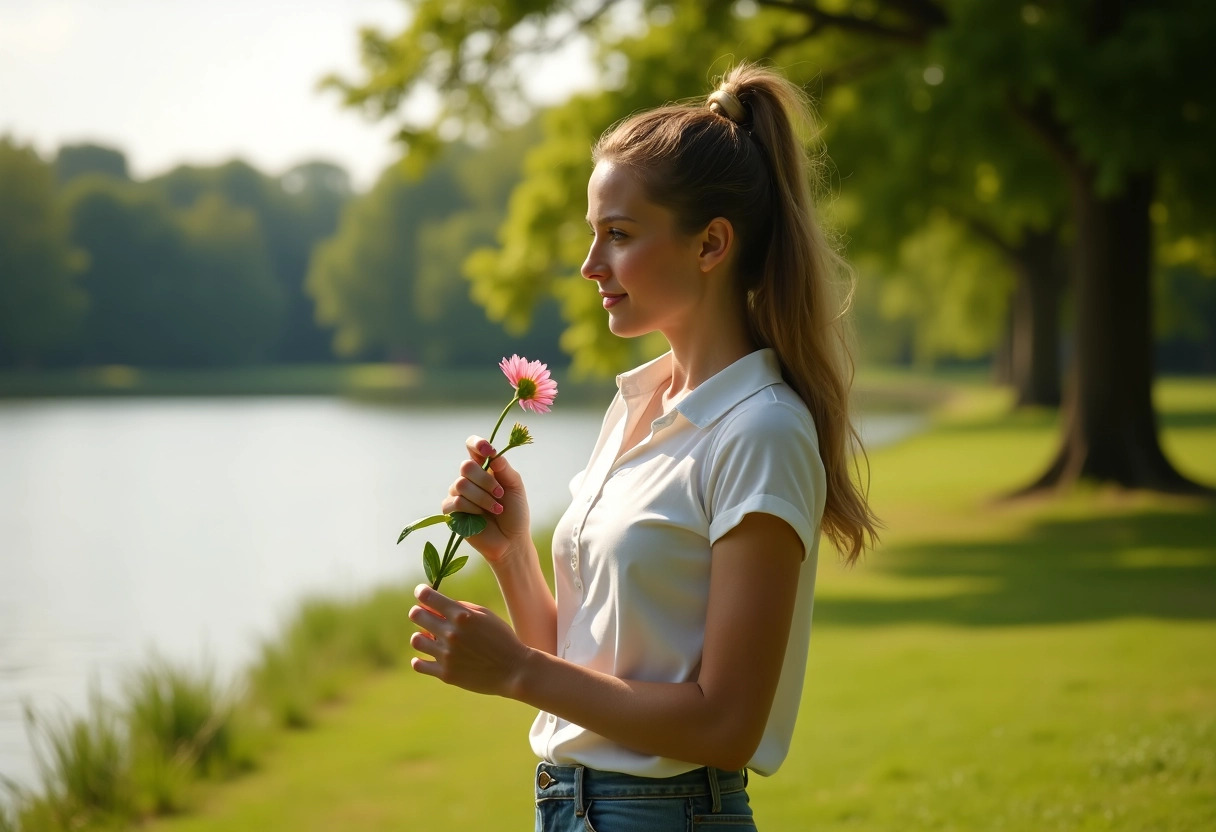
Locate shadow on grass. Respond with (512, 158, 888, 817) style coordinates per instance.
(818, 504, 1216, 628)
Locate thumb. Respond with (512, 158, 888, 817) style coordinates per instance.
(487, 452, 524, 491)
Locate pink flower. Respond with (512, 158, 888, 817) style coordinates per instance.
(499, 354, 558, 413)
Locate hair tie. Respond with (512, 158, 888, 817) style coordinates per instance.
(707, 89, 747, 125)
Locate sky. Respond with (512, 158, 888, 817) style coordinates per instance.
(0, 0, 598, 190)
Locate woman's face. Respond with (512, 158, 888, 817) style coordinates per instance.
(581, 161, 706, 340)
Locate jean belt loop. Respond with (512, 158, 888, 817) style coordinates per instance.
(574, 765, 586, 818)
(707, 766, 722, 813)
(742, 767, 749, 788)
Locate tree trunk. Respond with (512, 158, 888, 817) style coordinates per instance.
(1008, 229, 1064, 408)
(1023, 169, 1210, 493)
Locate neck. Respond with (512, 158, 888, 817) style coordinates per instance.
(661, 302, 755, 402)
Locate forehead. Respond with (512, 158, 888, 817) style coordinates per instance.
(586, 161, 651, 219)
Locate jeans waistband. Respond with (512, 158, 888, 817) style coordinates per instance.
(535, 762, 746, 802)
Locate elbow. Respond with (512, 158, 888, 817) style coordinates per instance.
(701, 720, 763, 772)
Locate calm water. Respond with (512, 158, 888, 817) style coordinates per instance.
(0, 397, 922, 788)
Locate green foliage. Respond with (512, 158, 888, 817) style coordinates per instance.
(305, 129, 566, 365)
(53, 143, 130, 185)
(877, 213, 1016, 364)
(332, 0, 1216, 383)
(125, 658, 240, 781)
(11, 691, 133, 830)
(0, 138, 87, 366)
(149, 159, 350, 363)
(63, 177, 283, 367)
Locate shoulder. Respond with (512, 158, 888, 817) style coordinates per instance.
(714, 383, 819, 452)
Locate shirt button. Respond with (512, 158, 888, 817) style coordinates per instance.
(548, 714, 555, 723)
(574, 580, 583, 591)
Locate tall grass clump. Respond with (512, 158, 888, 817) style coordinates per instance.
(2, 574, 479, 829)
(2, 691, 133, 831)
(247, 584, 419, 730)
(1, 659, 252, 830)
(125, 656, 251, 814)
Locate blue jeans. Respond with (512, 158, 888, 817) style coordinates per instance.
(534, 762, 756, 831)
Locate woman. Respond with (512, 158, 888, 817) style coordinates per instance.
(409, 63, 879, 831)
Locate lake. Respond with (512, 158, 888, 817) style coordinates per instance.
(0, 397, 923, 789)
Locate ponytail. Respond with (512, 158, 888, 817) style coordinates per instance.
(595, 63, 880, 564)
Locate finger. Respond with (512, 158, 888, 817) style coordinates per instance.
(411, 655, 443, 679)
(485, 452, 524, 490)
(459, 458, 505, 499)
(414, 584, 462, 619)
(452, 477, 504, 515)
(465, 435, 497, 464)
(440, 494, 497, 518)
(409, 630, 440, 658)
(408, 602, 447, 632)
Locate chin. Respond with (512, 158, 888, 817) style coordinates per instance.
(607, 317, 649, 339)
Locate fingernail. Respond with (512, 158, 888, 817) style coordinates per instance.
(493, 503, 503, 514)
(479, 442, 494, 456)
(493, 486, 504, 498)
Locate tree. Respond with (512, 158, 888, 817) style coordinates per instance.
(306, 131, 564, 366)
(64, 178, 282, 366)
(816, 51, 1070, 405)
(333, 0, 1215, 492)
(149, 159, 349, 362)
(54, 143, 130, 185)
(0, 138, 87, 366)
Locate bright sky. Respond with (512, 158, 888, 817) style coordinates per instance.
(0, 0, 598, 190)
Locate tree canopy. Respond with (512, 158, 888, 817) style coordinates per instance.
(333, 0, 1216, 491)
(0, 139, 87, 366)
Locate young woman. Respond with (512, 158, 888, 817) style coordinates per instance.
(408, 63, 879, 831)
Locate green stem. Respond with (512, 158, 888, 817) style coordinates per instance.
(432, 393, 518, 591)
(433, 531, 458, 592)
(488, 395, 519, 447)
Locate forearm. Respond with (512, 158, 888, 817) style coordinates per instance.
(490, 537, 557, 654)
(510, 649, 761, 772)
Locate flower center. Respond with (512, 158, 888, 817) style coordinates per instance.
(515, 378, 538, 400)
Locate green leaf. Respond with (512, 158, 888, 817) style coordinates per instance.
(447, 512, 488, 538)
(442, 555, 469, 579)
(423, 541, 440, 585)
(398, 513, 450, 544)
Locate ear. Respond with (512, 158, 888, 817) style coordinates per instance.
(696, 217, 735, 274)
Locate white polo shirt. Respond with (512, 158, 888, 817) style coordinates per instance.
(529, 348, 826, 777)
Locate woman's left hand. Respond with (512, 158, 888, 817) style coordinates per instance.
(408, 584, 530, 696)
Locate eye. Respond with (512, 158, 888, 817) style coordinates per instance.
(587, 227, 627, 242)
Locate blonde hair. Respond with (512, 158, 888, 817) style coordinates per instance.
(593, 63, 880, 563)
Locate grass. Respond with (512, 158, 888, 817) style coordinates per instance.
(7, 375, 1215, 831)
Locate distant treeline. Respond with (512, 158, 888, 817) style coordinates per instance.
(0, 132, 564, 371)
(0, 132, 1211, 375)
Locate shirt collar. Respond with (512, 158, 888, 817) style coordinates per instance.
(616, 348, 785, 430)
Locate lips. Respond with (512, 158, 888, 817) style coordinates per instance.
(600, 292, 626, 309)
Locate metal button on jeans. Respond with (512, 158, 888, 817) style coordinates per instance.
(537, 770, 557, 789)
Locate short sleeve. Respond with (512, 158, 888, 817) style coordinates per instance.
(704, 399, 826, 560)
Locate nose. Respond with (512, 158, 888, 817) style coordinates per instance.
(581, 240, 606, 282)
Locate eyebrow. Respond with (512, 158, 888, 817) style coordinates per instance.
(585, 214, 637, 226)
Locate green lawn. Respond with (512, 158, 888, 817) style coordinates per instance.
(146, 378, 1216, 832)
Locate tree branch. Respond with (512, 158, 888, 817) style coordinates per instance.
(1005, 93, 1081, 176)
(880, 0, 949, 30)
(524, 0, 622, 53)
(753, 0, 933, 44)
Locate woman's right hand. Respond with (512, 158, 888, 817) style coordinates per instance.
(440, 435, 532, 566)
